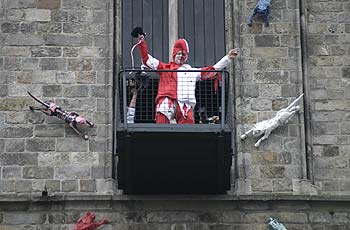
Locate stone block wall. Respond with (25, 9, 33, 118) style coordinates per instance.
(0, 0, 349, 229)
(0, 0, 349, 198)
(1, 196, 350, 230)
(307, 0, 350, 195)
(0, 0, 114, 194)
(233, 0, 350, 196)
(233, 0, 306, 194)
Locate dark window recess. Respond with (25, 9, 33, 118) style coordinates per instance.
(122, 0, 169, 69)
(178, 0, 225, 67)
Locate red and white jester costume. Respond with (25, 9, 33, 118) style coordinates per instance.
(137, 35, 237, 124)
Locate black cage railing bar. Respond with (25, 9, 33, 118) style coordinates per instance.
(117, 69, 231, 132)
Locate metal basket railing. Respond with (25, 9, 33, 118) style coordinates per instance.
(116, 69, 231, 131)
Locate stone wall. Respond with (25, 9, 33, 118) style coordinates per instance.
(1, 195, 350, 229)
(234, 0, 307, 194)
(307, 0, 350, 195)
(0, 0, 114, 194)
(0, 0, 349, 225)
(0, 0, 350, 228)
(233, 0, 350, 196)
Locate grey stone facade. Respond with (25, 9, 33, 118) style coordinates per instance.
(0, 0, 349, 228)
(0, 195, 350, 229)
(0, 0, 114, 195)
(233, 0, 350, 196)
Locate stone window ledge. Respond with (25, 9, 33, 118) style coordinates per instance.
(2, 193, 350, 203)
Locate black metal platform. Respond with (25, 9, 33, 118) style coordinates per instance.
(116, 130, 232, 194)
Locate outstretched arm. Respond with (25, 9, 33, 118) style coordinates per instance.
(199, 48, 239, 80)
(137, 35, 164, 70)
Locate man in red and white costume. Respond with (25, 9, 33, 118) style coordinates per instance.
(135, 31, 238, 124)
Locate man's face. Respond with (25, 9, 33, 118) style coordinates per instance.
(174, 50, 186, 65)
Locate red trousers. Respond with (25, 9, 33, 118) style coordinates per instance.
(155, 98, 194, 124)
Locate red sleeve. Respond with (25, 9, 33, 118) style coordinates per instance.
(200, 66, 222, 93)
(200, 66, 217, 80)
(138, 39, 149, 65)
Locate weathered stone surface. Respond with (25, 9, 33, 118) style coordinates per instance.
(28, 112, 45, 124)
(6, 9, 25, 21)
(63, 22, 81, 33)
(19, 22, 37, 33)
(3, 213, 46, 224)
(15, 180, 33, 193)
(23, 166, 54, 179)
(250, 98, 272, 111)
(254, 71, 289, 84)
(71, 152, 98, 164)
(0, 180, 15, 193)
(89, 139, 106, 152)
(315, 100, 350, 111)
(255, 35, 280, 47)
(22, 58, 39, 71)
(80, 179, 96, 192)
(63, 47, 79, 57)
(69, 11, 93, 23)
(44, 34, 92, 46)
(0, 85, 8, 97)
(1, 22, 19, 33)
(0, 139, 4, 152)
(76, 71, 96, 84)
(37, 22, 62, 33)
(42, 85, 62, 97)
(278, 151, 292, 165)
(272, 98, 289, 111)
(0, 126, 33, 137)
(260, 166, 286, 178)
(56, 71, 75, 84)
(91, 165, 106, 179)
(38, 0, 61, 9)
(26, 138, 55, 152)
(273, 178, 293, 192)
(2, 166, 21, 179)
(38, 152, 69, 165)
(56, 138, 88, 152)
(62, 0, 82, 9)
(0, 153, 38, 166)
(312, 121, 339, 135)
(5, 139, 25, 152)
(31, 47, 61, 57)
(55, 98, 95, 110)
(5, 34, 44, 46)
(46, 180, 61, 192)
(7, 0, 36, 9)
(67, 58, 93, 71)
(48, 212, 65, 224)
(91, 85, 110, 98)
(55, 165, 90, 179)
(51, 10, 68, 22)
(24, 9, 51, 21)
(4, 58, 21, 71)
(63, 85, 89, 97)
(40, 58, 66, 70)
(251, 178, 273, 192)
(34, 125, 65, 137)
(62, 180, 79, 192)
(343, 67, 350, 78)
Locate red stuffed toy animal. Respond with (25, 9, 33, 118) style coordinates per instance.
(73, 211, 108, 230)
